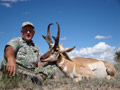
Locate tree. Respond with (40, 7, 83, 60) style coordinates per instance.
(114, 51, 120, 63)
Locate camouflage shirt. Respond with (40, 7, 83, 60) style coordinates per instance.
(3, 37, 42, 69)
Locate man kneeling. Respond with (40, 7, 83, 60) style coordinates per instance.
(0, 21, 56, 85)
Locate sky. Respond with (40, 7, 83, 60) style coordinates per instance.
(0, 0, 120, 64)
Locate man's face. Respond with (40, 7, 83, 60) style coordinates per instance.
(21, 25, 35, 42)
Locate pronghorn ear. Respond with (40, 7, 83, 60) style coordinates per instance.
(66, 46, 75, 52)
(59, 46, 75, 53)
(62, 52, 73, 61)
(60, 46, 75, 53)
(59, 46, 75, 61)
(60, 43, 63, 47)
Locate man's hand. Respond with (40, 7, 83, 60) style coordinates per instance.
(5, 46, 16, 77)
(38, 62, 44, 67)
(6, 57, 16, 76)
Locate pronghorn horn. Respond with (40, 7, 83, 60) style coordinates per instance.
(42, 23, 53, 47)
(52, 22, 60, 48)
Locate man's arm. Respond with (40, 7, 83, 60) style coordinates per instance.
(5, 45, 16, 76)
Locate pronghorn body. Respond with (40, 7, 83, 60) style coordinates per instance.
(56, 54, 115, 81)
(40, 22, 116, 81)
(57, 56, 105, 78)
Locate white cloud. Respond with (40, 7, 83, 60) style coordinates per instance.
(95, 35, 112, 39)
(0, 0, 27, 7)
(60, 37, 67, 40)
(117, 46, 120, 51)
(1, 3, 11, 7)
(1, 0, 27, 2)
(68, 42, 116, 63)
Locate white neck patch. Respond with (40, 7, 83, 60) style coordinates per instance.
(63, 66, 67, 72)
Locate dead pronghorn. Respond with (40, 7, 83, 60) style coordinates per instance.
(40, 22, 116, 82)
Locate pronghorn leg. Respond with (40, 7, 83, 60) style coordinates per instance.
(106, 75, 111, 80)
(106, 75, 115, 80)
(74, 77, 82, 82)
(84, 75, 92, 80)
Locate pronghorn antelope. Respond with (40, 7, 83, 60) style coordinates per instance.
(40, 22, 116, 82)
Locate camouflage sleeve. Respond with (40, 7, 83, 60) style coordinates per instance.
(35, 45, 42, 62)
(5, 37, 20, 53)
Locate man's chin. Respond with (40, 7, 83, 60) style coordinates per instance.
(24, 38, 32, 42)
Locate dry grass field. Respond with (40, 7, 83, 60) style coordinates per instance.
(0, 64, 120, 90)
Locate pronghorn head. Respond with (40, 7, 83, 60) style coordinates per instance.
(40, 22, 75, 62)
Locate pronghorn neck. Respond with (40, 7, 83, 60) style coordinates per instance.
(56, 54, 72, 74)
(56, 54, 78, 78)
(56, 54, 65, 67)
(56, 53, 72, 66)
(56, 54, 68, 76)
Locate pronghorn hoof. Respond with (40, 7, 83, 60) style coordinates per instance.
(106, 75, 111, 80)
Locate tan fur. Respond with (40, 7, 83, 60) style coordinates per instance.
(56, 56, 116, 81)
(71, 57, 116, 78)
(102, 61, 116, 77)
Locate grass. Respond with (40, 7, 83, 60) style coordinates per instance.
(0, 64, 120, 90)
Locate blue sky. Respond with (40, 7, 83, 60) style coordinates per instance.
(0, 0, 120, 63)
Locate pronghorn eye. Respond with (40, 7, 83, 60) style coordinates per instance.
(54, 49, 59, 52)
